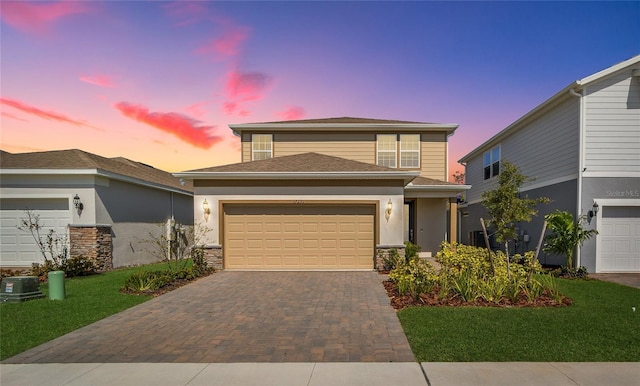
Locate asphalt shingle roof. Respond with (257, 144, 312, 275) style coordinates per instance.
(184, 152, 403, 173)
(0, 149, 192, 193)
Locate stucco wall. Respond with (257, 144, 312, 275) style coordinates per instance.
(194, 185, 405, 248)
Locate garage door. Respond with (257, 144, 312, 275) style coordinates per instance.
(599, 206, 640, 272)
(224, 204, 375, 270)
(0, 198, 71, 267)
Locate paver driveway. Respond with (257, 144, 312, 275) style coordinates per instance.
(4, 272, 415, 363)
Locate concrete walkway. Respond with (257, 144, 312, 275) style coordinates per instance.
(2, 362, 638, 385)
(3, 272, 413, 363)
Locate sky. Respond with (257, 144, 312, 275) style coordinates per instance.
(1, 1, 639, 181)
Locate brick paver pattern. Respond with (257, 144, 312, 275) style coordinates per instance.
(4, 272, 415, 363)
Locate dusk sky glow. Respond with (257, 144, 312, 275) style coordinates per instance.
(1, 1, 638, 180)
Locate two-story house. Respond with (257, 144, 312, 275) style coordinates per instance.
(459, 55, 640, 273)
(175, 117, 469, 270)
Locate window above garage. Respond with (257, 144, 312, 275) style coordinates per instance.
(252, 134, 272, 161)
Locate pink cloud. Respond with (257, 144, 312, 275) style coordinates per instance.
(80, 74, 117, 88)
(163, 1, 210, 27)
(0, 1, 89, 37)
(221, 69, 273, 116)
(184, 101, 209, 118)
(114, 102, 222, 149)
(0, 97, 96, 129)
(195, 26, 250, 59)
(226, 70, 272, 101)
(276, 106, 305, 121)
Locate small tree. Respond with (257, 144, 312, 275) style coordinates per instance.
(544, 210, 597, 271)
(143, 220, 211, 271)
(481, 161, 549, 276)
(452, 170, 465, 184)
(17, 209, 68, 269)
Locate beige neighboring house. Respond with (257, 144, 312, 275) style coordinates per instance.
(0, 149, 193, 270)
(175, 117, 470, 271)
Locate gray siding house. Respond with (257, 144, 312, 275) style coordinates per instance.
(0, 149, 193, 269)
(459, 55, 640, 273)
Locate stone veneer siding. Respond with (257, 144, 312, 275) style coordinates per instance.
(202, 245, 223, 271)
(375, 246, 406, 272)
(69, 225, 113, 272)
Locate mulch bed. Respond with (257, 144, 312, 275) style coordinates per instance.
(383, 280, 573, 310)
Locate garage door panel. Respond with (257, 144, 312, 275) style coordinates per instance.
(600, 207, 639, 272)
(1, 199, 71, 267)
(224, 204, 374, 269)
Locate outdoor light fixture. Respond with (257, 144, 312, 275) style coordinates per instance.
(588, 201, 599, 220)
(385, 199, 393, 221)
(202, 199, 211, 220)
(73, 194, 83, 211)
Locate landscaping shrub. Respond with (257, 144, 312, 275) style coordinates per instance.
(388, 242, 567, 306)
(404, 241, 421, 260)
(121, 263, 208, 294)
(30, 256, 99, 280)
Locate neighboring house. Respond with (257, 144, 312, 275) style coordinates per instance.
(175, 117, 469, 271)
(0, 149, 193, 269)
(459, 55, 640, 273)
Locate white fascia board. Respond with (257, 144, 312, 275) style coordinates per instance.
(229, 123, 459, 136)
(0, 168, 98, 175)
(405, 184, 471, 191)
(578, 54, 640, 86)
(1, 168, 192, 196)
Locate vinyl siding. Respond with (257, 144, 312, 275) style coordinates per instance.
(240, 131, 450, 179)
(420, 133, 447, 179)
(584, 70, 640, 174)
(464, 97, 580, 204)
(274, 132, 375, 163)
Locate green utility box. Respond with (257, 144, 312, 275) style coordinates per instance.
(48, 270, 66, 300)
(0, 276, 45, 303)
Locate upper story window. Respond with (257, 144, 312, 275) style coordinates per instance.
(252, 134, 272, 160)
(377, 134, 421, 169)
(377, 134, 397, 168)
(483, 145, 500, 180)
(400, 134, 420, 168)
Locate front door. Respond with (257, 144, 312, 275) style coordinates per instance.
(404, 200, 415, 244)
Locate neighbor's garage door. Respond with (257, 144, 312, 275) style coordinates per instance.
(0, 198, 71, 267)
(224, 204, 375, 270)
(599, 206, 640, 272)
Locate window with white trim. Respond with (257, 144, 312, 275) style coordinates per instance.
(400, 134, 420, 168)
(483, 145, 500, 180)
(252, 134, 272, 160)
(376, 134, 397, 168)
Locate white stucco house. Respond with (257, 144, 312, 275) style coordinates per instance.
(175, 117, 470, 271)
(0, 149, 193, 270)
(459, 55, 640, 273)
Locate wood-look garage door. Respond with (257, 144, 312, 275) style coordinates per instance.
(224, 204, 375, 270)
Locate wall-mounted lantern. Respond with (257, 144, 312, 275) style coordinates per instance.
(385, 199, 393, 222)
(203, 199, 211, 221)
(73, 194, 84, 211)
(588, 201, 599, 220)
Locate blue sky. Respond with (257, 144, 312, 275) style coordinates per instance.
(1, 1, 638, 178)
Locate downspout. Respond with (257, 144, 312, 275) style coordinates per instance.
(569, 87, 585, 268)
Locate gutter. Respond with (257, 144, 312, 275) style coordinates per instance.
(568, 86, 586, 268)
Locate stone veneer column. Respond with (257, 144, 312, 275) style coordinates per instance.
(68, 225, 113, 272)
(202, 245, 223, 271)
(375, 245, 406, 272)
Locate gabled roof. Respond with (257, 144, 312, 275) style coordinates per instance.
(0, 149, 193, 194)
(406, 175, 471, 192)
(229, 116, 459, 136)
(459, 54, 640, 163)
(175, 152, 419, 184)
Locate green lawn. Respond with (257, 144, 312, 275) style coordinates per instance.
(0, 263, 173, 361)
(398, 278, 640, 361)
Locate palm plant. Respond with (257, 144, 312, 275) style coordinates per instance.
(543, 210, 598, 271)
